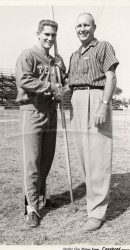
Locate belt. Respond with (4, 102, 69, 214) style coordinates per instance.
(73, 85, 104, 91)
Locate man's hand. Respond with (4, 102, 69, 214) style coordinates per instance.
(55, 54, 66, 73)
(53, 88, 63, 102)
(95, 66, 117, 127)
(95, 102, 108, 127)
(51, 83, 63, 102)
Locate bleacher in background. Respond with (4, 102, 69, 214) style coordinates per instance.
(0, 68, 18, 108)
(0, 68, 122, 110)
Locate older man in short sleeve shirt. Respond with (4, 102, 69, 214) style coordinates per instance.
(68, 13, 119, 231)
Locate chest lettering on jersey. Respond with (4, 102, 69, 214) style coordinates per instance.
(37, 65, 49, 75)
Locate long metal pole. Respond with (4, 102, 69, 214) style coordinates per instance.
(51, 6, 74, 209)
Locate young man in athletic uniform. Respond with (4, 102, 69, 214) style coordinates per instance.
(15, 19, 66, 227)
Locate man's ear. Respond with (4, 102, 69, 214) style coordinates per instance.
(36, 31, 40, 40)
(94, 24, 96, 31)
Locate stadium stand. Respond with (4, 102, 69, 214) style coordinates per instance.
(0, 68, 18, 108)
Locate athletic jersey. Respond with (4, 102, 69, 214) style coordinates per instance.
(15, 46, 57, 111)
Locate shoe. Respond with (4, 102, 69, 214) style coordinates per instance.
(82, 217, 103, 232)
(25, 211, 39, 228)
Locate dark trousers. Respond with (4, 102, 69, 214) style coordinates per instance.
(19, 109, 57, 215)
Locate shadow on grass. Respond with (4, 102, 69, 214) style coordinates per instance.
(39, 182, 86, 218)
(107, 172, 130, 221)
(40, 173, 130, 222)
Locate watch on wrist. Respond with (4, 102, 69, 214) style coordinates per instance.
(101, 100, 109, 105)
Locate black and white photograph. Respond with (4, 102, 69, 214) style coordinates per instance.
(0, 0, 130, 248)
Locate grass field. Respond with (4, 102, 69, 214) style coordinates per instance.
(0, 109, 130, 245)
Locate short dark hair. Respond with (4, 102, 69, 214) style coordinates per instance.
(37, 19, 58, 34)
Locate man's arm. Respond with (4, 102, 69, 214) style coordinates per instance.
(95, 65, 117, 126)
(15, 53, 63, 100)
(15, 54, 52, 94)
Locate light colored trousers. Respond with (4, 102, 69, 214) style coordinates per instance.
(71, 89, 112, 221)
(19, 109, 57, 215)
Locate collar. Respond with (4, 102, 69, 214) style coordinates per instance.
(77, 38, 98, 55)
(33, 45, 50, 57)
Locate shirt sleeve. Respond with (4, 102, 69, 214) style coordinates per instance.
(99, 41, 119, 73)
(67, 53, 74, 87)
(15, 53, 51, 95)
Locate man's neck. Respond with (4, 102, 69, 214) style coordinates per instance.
(82, 38, 94, 48)
(36, 43, 49, 56)
(81, 38, 96, 54)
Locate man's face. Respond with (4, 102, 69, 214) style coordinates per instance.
(76, 14, 96, 45)
(38, 25, 57, 50)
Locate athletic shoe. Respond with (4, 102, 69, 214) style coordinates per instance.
(25, 211, 39, 228)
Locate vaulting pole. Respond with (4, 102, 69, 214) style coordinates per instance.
(51, 6, 74, 209)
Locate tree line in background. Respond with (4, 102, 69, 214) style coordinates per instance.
(113, 86, 130, 108)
